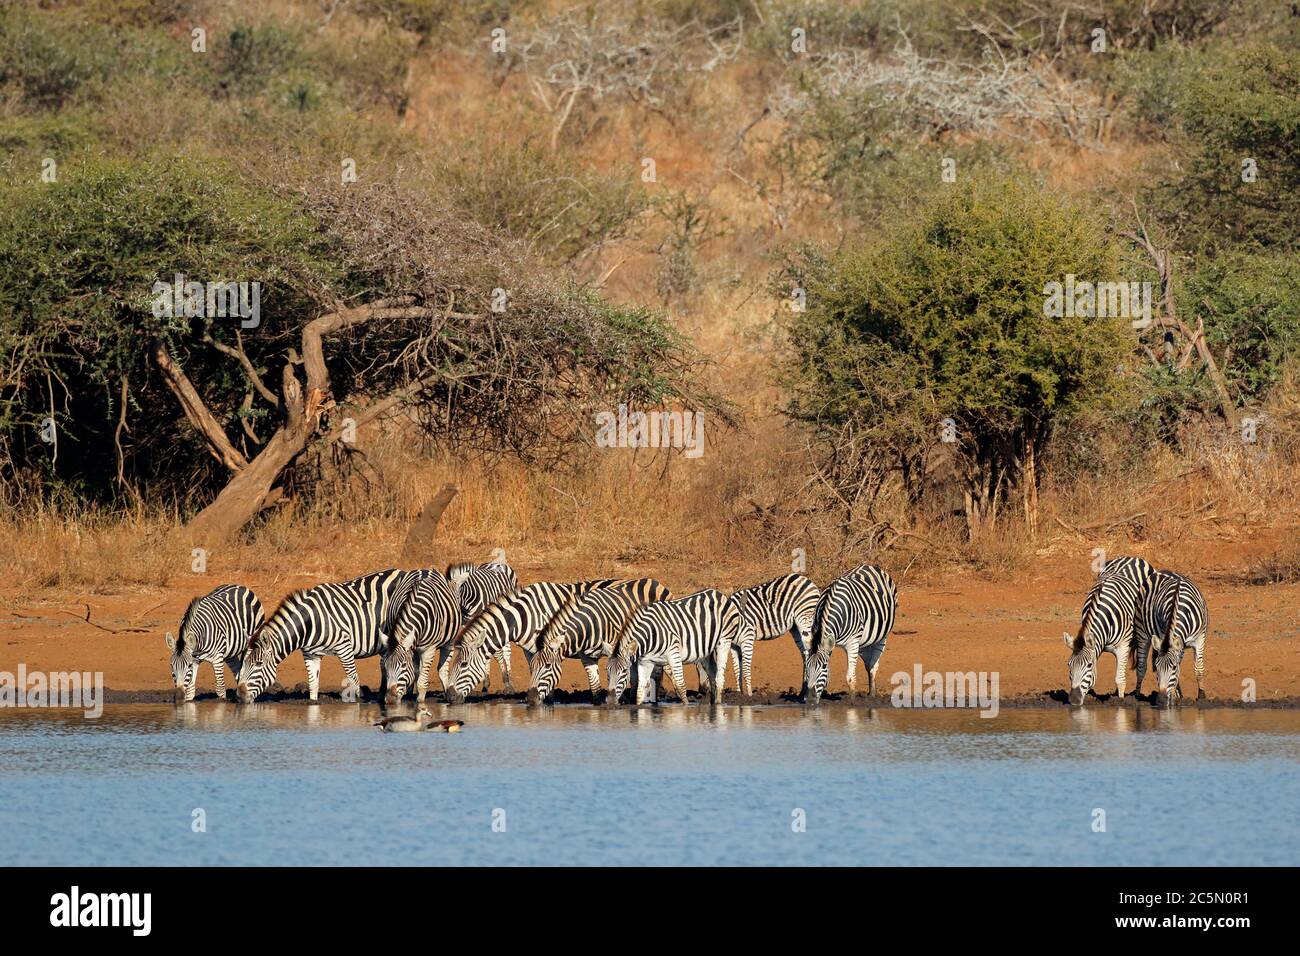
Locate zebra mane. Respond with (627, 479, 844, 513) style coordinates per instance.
(446, 562, 476, 582)
(249, 588, 311, 649)
(1164, 576, 1183, 649)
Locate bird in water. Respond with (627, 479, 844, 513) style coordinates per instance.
(374, 708, 465, 733)
(374, 707, 433, 732)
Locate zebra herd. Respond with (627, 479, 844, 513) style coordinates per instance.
(162, 553, 1210, 709)
(164, 563, 897, 707)
(1064, 556, 1209, 707)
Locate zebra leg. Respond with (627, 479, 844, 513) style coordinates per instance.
(727, 644, 740, 692)
(861, 639, 887, 696)
(712, 641, 730, 705)
(1114, 642, 1129, 700)
(183, 662, 198, 702)
(581, 659, 602, 703)
(303, 655, 321, 702)
(224, 657, 243, 701)
(635, 660, 658, 705)
(1134, 628, 1150, 697)
(496, 646, 514, 694)
(844, 636, 861, 696)
(1194, 640, 1206, 701)
(212, 660, 226, 700)
(667, 651, 688, 705)
(415, 650, 433, 702)
(339, 653, 361, 702)
(435, 644, 454, 692)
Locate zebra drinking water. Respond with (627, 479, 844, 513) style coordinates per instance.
(382, 571, 463, 702)
(443, 579, 625, 703)
(605, 589, 742, 706)
(727, 573, 821, 697)
(236, 568, 427, 703)
(447, 560, 519, 691)
(802, 565, 898, 705)
(1141, 570, 1209, 706)
(1098, 555, 1158, 693)
(525, 578, 671, 706)
(166, 584, 265, 701)
(1063, 571, 1142, 705)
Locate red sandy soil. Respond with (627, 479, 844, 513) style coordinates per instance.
(2, 536, 1297, 703)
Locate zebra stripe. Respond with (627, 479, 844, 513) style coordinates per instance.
(606, 589, 742, 706)
(447, 561, 520, 692)
(727, 573, 820, 696)
(526, 578, 671, 705)
(166, 584, 265, 701)
(1063, 571, 1141, 705)
(1099, 555, 1158, 693)
(1141, 570, 1209, 706)
(382, 571, 463, 702)
(236, 568, 428, 703)
(803, 565, 897, 705)
(444, 579, 624, 703)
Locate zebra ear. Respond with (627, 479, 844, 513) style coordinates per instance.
(165, 631, 177, 653)
(1062, 630, 1074, 649)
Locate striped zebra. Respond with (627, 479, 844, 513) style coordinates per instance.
(443, 579, 624, 703)
(236, 568, 427, 703)
(1062, 571, 1142, 706)
(802, 565, 897, 705)
(525, 578, 671, 706)
(606, 589, 742, 706)
(166, 584, 265, 701)
(382, 571, 463, 702)
(1099, 555, 1158, 693)
(1141, 570, 1209, 706)
(447, 560, 519, 692)
(727, 573, 821, 697)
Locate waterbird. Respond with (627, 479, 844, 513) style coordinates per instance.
(374, 707, 434, 732)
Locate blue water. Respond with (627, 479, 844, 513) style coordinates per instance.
(1, 703, 1297, 866)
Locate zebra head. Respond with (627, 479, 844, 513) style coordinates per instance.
(236, 631, 278, 703)
(605, 631, 639, 707)
(526, 635, 565, 707)
(1063, 631, 1098, 706)
(801, 638, 833, 706)
(164, 631, 196, 701)
(382, 634, 416, 703)
(1153, 644, 1184, 707)
(445, 637, 491, 704)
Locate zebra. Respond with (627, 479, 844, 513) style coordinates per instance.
(443, 579, 625, 703)
(1141, 570, 1209, 706)
(447, 560, 519, 692)
(165, 584, 265, 701)
(1098, 555, 1158, 694)
(236, 568, 426, 703)
(525, 578, 671, 706)
(606, 589, 742, 706)
(802, 565, 897, 705)
(1062, 571, 1142, 706)
(726, 573, 821, 697)
(382, 571, 463, 702)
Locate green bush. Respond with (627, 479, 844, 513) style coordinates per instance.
(780, 173, 1134, 534)
(1151, 40, 1300, 252)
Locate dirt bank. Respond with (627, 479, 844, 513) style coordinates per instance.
(3, 544, 1297, 704)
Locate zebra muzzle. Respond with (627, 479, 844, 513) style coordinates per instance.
(1068, 688, 1084, 706)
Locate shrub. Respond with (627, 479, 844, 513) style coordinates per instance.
(779, 173, 1134, 537)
